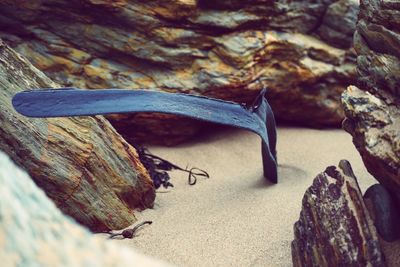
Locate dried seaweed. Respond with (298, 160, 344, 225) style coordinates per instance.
(135, 146, 209, 189)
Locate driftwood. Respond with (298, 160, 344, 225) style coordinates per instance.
(0, 40, 155, 231)
(0, 151, 169, 267)
(292, 160, 386, 267)
(0, 0, 359, 144)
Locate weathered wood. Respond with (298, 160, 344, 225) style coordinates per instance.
(0, 151, 169, 267)
(0, 40, 155, 232)
(292, 160, 386, 267)
(12, 87, 278, 183)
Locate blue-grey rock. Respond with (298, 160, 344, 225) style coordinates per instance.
(317, 0, 359, 48)
(364, 184, 400, 242)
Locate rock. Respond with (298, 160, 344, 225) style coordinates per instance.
(342, 87, 400, 201)
(342, 0, 400, 205)
(317, 0, 359, 48)
(0, 40, 155, 232)
(0, 0, 358, 144)
(109, 113, 208, 146)
(292, 160, 386, 267)
(364, 190, 400, 267)
(364, 184, 400, 242)
(0, 151, 170, 267)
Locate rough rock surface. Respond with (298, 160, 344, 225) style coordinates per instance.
(342, 0, 400, 204)
(0, 151, 170, 267)
(0, 0, 358, 144)
(0, 40, 155, 231)
(292, 160, 385, 267)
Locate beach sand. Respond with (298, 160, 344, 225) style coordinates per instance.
(112, 127, 378, 266)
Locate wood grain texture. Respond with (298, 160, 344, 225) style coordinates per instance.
(0, 40, 155, 232)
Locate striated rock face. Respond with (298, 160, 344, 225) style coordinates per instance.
(0, 40, 155, 231)
(342, 0, 400, 203)
(0, 0, 358, 144)
(0, 151, 170, 267)
(292, 160, 385, 267)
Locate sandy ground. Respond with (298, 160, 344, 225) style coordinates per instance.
(112, 127, 378, 266)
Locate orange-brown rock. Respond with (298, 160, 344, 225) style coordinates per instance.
(0, 0, 358, 144)
(0, 40, 155, 232)
(342, 0, 400, 204)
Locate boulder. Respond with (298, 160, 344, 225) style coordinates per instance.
(342, 0, 400, 204)
(292, 160, 385, 267)
(316, 0, 360, 48)
(0, 40, 155, 232)
(0, 151, 169, 267)
(0, 0, 358, 144)
(365, 191, 400, 267)
(364, 184, 400, 242)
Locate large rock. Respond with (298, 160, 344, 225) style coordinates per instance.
(292, 160, 385, 267)
(0, 151, 169, 267)
(342, 0, 400, 204)
(0, 0, 358, 144)
(0, 40, 155, 231)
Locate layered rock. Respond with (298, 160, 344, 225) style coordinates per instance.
(292, 160, 385, 267)
(342, 0, 400, 204)
(0, 40, 155, 231)
(0, 0, 358, 144)
(0, 151, 169, 267)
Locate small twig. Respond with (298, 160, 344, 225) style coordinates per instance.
(108, 221, 153, 239)
(156, 191, 172, 193)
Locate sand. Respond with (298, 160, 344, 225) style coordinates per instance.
(113, 127, 378, 266)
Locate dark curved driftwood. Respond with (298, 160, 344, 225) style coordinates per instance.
(13, 88, 278, 183)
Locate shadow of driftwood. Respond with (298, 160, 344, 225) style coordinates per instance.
(250, 163, 308, 189)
